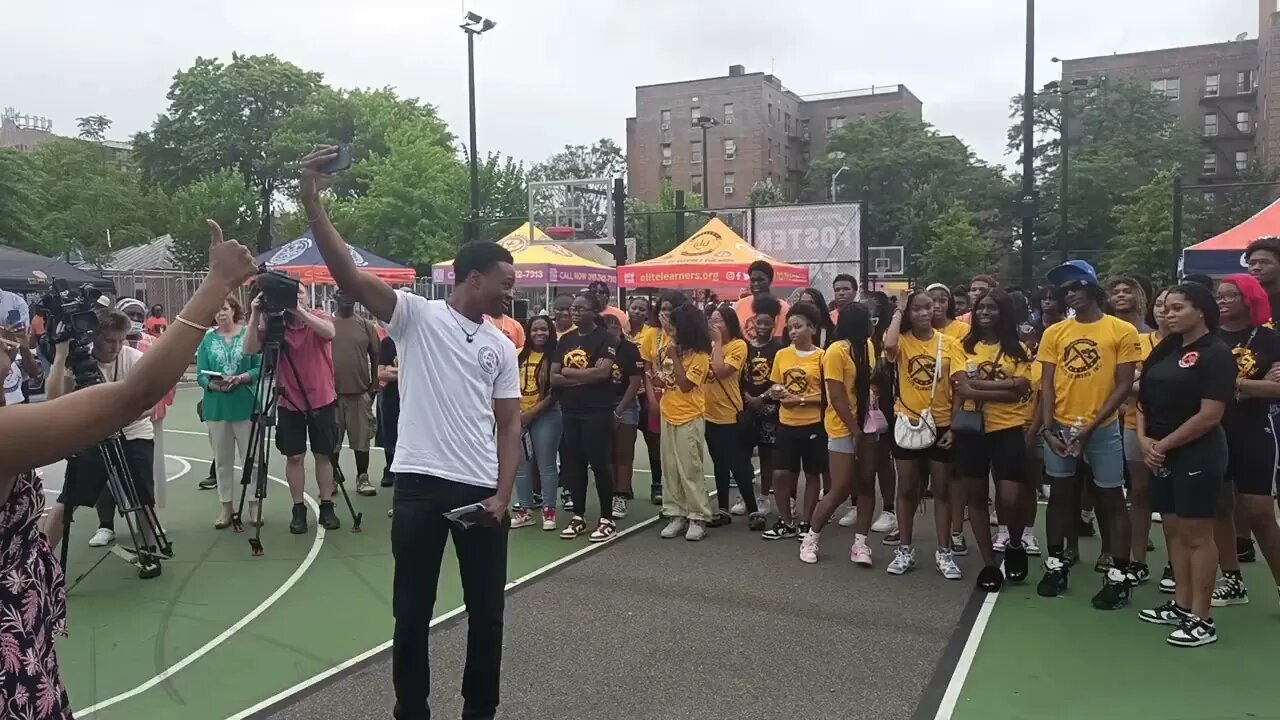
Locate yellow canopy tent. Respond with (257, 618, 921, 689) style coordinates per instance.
(432, 222, 616, 288)
(617, 217, 809, 289)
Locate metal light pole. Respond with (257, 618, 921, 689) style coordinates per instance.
(461, 13, 496, 243)
(830, 166, 850, 202)
(1019, 0, 1037, 288)
(694, 115, 720, 203)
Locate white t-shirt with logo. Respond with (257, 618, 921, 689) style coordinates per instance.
(387, 292, 519, 488)
(75, 345, 154, 441)
(1, 291, 30, 405)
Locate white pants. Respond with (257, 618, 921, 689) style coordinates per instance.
(207, 420, 251, 503)
(152, 418, 167, 511)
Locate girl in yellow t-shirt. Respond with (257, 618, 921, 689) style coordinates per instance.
(952, 289, 1034, 591)
(884, 289, 966, 579)
(927, 283, 971, 340)
(802, 303, 878, 565)
(513, 316, 562, 530)
(705, 304, 761, 527)
(628, 296, 663, 504)
(761, 302, 827, 540)
(656, 303, 714, 541)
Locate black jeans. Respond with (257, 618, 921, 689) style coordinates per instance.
(561, 410, 615, 519)
(705, 421, 759, 513)
(392, 474, 508, 720)
(638, 396, 662, 494)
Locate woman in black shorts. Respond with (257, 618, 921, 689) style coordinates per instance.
(1136, 283, 1235, 647)
(882, 290, 966, 579)
(1210, 274, 1280, 607)
(953, 289, 1034, 592)
(761, 302, 827, 540)
(741, 295, 785, 517)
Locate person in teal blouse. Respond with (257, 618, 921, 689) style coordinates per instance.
(196, 296, 261, 527)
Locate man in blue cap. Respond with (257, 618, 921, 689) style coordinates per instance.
(1035, 260, 1143, 609)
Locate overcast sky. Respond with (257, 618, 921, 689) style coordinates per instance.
(0, 0, 1261, 173)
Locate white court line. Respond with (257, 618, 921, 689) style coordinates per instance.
(227, 492, 680, 720)
(933, 592, 999, 720)
(77, 456, 326, 717)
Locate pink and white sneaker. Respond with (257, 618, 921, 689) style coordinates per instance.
(850, 538, 873, 567)
(799, 530, 820, 564)
(511, 509, 535, 529)
(541, 508, 557, 531)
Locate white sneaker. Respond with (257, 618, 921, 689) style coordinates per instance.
(611, 496, 628, 519)
(799, 530, 820, 563)
(887, 546, 916, 575)
(837, 508, 857, 527)
(88, 528, 115, 547)
(729, 497, 747, 515)
(757, 495, 773, 515)
(936, 549, 963, 580)
(684, 520, 706, 542)
(1021, 530, 1041, 556)
(992, 526, 1010, 552)
(871, 511, 897, 534)
(660, 517, 688, 539)
(1152, 512, 1163, 524)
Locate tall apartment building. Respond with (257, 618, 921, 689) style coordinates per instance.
(1058, 2, 1280, 203)
(625, 64, 921, 206)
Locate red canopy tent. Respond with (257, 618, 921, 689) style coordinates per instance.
(1182, 197, 1280, 276)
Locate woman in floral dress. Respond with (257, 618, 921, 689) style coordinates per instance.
(0, 221, 256, 719)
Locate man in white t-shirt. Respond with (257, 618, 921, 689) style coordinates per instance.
(42, 307, 162, 578)
(299, 146, 521, 720)
(1, 290, 32, 406)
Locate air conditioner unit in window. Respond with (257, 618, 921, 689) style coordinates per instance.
(661, 158, 672, 166)
(723, 185, 734, 195)
(661, 122, 670, 130)
(725, 152, 736, 160)
(724, 116, 734, 124)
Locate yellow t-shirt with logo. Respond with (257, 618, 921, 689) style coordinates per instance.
(519, 351, 544, 413)
(770, 345, 825, 427)
(1037, 315, 1142, 427)
(894, 330, 965, 427)
(941, 319, 970, 340)
(641, 328, 671, 366)
(631, 325, 659, 357)
(704, 338, 748, 424)
(822, 338, 877, 438)
(960, 341, 1033, 433)
(659, 350, 710, 425)
(1016, 359, 1042, 428)
(1123, 331, 1158, 431)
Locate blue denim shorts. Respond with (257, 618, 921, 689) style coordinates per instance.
(615, 398, 640, 426)
(1042, 420, 1125, 488)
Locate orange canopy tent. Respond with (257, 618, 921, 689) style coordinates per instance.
(1182, 197, 1280, 276)
(617, 217, 809, 289)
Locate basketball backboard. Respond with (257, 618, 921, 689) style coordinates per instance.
(528, 177, 617, 245)
(867, 246, 905, 278)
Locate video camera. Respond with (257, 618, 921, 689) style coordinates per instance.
(255, 267, 300, 315)
(32, 276, 107, 389)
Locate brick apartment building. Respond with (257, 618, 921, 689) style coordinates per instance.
(1059, 1, 1280, 203)
(625, 64, 921, 207)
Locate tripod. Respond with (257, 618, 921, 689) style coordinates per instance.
(232, 312, 363, 556)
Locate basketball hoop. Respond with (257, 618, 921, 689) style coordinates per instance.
(546, 226, 577, 244)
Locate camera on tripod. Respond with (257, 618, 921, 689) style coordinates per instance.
(255, 268, 300, 315)
(33, 275, 108, 389)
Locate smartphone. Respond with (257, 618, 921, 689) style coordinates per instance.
(318, 144, 353, 174)
(200, 370, 226, 381)
(444, 502, 488, 531)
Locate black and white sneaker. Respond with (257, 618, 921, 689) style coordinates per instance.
(795, 521, 812, 539)
(1128, 562, 1150, 586)
(1211, 574, 1249, 607)
(1158, 563, 1176, 594)
(882, 530, 901, 546)
(762, 520, 799, 540)
(950, 532, 968, 556)
(1237, 537, 1256, 564)
(1138, 601, 1190, 626)
(1094, 552, 1114, 573)
(561, 489, 575, 513)
(1167, 615, 1217, 647)
(1037, 555, 1069, 597)
(1004, 543, 1029, 583)
(1092, 568, 1132, 610)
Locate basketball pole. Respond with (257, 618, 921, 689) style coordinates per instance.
(612, 179, 627, 307)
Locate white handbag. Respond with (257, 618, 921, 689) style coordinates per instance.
(893, 333, 943, 451)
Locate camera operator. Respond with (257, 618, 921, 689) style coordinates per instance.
(299, 146, 521, 720)
(2, 289, 41, 406)
(243, 281, 342, 534)
(0, 222, 255, 719)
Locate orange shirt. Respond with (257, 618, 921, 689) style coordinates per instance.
(734, 295, 790, 339)
(485, 314, 526, 350)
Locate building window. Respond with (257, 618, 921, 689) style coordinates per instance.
(1205, 73, 1220, 97)
(767, 139, 773, 161)
(1237, 110, 1252, 132)
(785, 112, 792, 134)
(825, 116, 846, 133)
(1204, 113, 1218, 137)
(661, 144, 672, 165)
(690, 106, 701, 126)
(692, 175, 703, 196)
(660, 109, 671, 130)
(1151, 77, 1180, 99)
(691, 140, 702, 164)
(1239, 70, 1255, 93)
(723, 103, 734, 124)
(723, 138, 736, 160)
(724, 172, 735, 194)
(1203, 152, 1217, 174)
(1236, 150, 1250, 172)
(1203, 191, 1216, 204)
(767, 103, 773, 125)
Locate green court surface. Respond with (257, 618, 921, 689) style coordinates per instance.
(54, 387, 661, 719)
(947, 530, 1280, 720)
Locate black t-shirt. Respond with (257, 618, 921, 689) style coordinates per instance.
(611, 338, 643, 399)
(555, 325, 617, 413)
(742, 339, 783, 397)
(1268, 292, 1280, 329)
(378, 336, 399, 409)
(1218, 325, 1280, 430)
(1138, 333, 1236, 439)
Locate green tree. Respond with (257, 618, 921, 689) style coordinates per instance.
(748, 178, 785, 206)
(76, 115, 112, 143)
(918, 203, 996, 287)
(1202, 162, 1280, 239)
(132, 54, 325, 250)
(1105, 168, 1203, 285)
(528, 139, 625, 235)
(0, 149, 44, 252)
(471, 151, 528, 240)
(162, 170, 261, 270)
(626, 179, 705, 259)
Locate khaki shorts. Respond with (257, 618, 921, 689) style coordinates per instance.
(336, 393, 375, 451)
